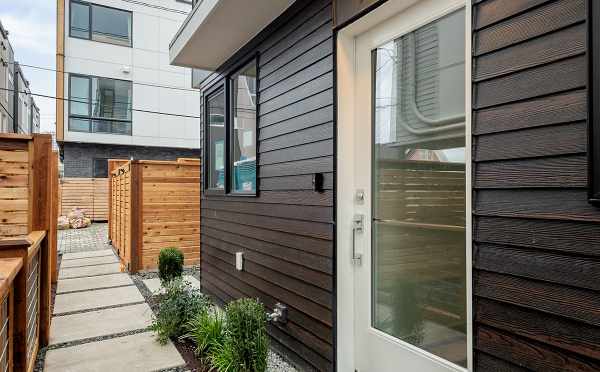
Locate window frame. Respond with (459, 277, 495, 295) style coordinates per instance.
(227, 56, 259, 196)
(202, 54, 260, 197)
(93, 158, 109, 178)
(203, 81, 228, 195)
(69, 0, 133, 48)
(68, 73, 133, 136)
(589, 0, 600, 204)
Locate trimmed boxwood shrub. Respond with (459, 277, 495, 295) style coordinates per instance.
(158, 247, 184, 284)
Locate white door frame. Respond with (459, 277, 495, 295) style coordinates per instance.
(335, 1, 473, 371)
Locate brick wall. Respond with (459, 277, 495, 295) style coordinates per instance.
(62, 142, 201, 178)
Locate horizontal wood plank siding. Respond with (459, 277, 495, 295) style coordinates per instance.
(472, 0, 600, 370)
(199, 1, 334, 370)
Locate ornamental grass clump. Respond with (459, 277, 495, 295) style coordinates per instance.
(185, 309, 225, 357)
(210, 298, 269, 372)
(150, 279, 211, 344)
(158, 247, 184, 284)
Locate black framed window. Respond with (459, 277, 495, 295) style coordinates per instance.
(68, 74, 133, 135)
(203, 56, 259, 196)
(70, 1, 132, 47)
(93, 158, 109, 178)
(590, 0, 600, 204)
(229, 60, 257, 194)
(205, 86, 226, 191)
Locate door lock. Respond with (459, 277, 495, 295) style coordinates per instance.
(352, 214, 364, 265)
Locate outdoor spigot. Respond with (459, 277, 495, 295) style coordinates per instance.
(267, 303, 288, 324)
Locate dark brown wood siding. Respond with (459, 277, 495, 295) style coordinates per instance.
(198, 1, 334, 371)
(472, 0, 600, 370)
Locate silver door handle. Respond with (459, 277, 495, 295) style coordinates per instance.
(352, 214, 363, 265)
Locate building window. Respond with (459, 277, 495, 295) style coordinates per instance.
(93, 158, 109, 178)
(230, 60, 257, 194)
(69, 1, 132, 47)
(68, 74, 133, 135)
(203, 57, 258, 196)
(205, 87, 226, 191)
(590, 0, 600, 204)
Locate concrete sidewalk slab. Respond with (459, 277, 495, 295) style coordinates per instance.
(62, 249, 114, 260)
(60, 255, 119, 269)
(44, 332, 185, 372)
(60, 255, 119, 268)
(50, 303, 153, 345)
(53, 286, 144, 314)
(143, 275, 200, 294)
(57, 273, 133, 294)
(59, 263, 121, 279)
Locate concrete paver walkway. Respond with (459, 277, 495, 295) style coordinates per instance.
(45, 238, 185, 371)
(45, 332, 184, 372)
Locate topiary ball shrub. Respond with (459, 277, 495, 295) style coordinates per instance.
(210, 298, 269, 372)
(158, 247, 184, 284)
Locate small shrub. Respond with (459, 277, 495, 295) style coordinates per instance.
(184, 309, 225, 357)
(158, 247, 184, 284)
(210, 298, 269, 372)
(150, 279, 211, 344)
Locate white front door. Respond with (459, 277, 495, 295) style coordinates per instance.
(337, 1, 471, 371)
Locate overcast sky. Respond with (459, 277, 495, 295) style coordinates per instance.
(1, 0, 56, 133)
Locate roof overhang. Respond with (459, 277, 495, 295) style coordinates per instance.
(169, 0, 295, 70)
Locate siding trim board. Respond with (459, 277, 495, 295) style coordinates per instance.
(588, 0, 600, 203)
(472, 0, 600, 370)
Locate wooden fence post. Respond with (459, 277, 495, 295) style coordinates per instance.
(130, 162, 143, 273)
(50, 152, 59, 284)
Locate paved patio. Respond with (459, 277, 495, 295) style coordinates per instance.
(58, 223, 112, 254)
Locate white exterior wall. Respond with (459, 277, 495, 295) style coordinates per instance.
(63, 0, 200, 149)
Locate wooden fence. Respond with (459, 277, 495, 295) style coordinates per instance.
(0, 134, 56, 372)
(59, 178, 109, 221)
(109, 159, 200, 272)
(375, 160, 466, 333)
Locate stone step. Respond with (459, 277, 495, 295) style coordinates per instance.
(62, 249, 115, 260)
(61, 255, 119, 268)
(50, 303, 153, 345)
(57, 273, 133, 294)
(44, 332, 185, 372)
(59, 263, 121, 279)
(54, 286, 144, 315)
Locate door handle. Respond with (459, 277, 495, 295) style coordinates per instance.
(352, 214, 364, 265)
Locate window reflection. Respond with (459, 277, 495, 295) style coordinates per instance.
(372, 9, 467, 367)
(230, 61, 257, 193)
(207, 90, 225, 190)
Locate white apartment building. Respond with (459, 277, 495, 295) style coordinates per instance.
(56, 0, 200, 178)
(1, 21, 40, 134)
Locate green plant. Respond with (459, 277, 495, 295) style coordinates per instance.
(210, 298, 269, 372)
(184, 309, 225, 357)
(158, 247, 184, 284)
(150, 279, 211, 344)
